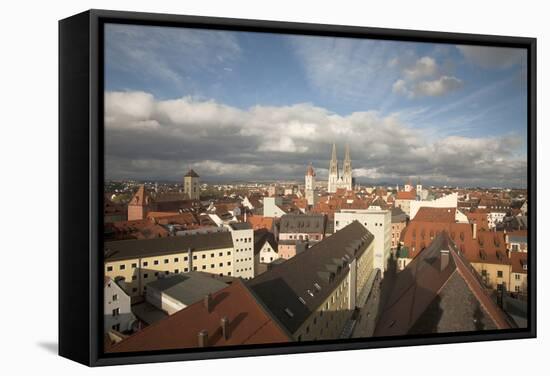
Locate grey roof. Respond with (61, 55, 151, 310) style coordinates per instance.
(391, 207, 408, 223)
(104, 232, 233, 262)
(146, 273, 228, 306)
(508, 235, 527, 244)
(229, 222, 252, 230)
(279, 213, 326, 234)
(374, 232, 513, 336)
(247, 221, 374, 334)
(184, 169, 200, 177)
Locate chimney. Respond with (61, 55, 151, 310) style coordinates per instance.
(221, 316, 231, 340)
(197, 330, 208, 347)
(440, 249, 450, 271)
(472, 223, 477, 239)
(204, 293, 212, 313)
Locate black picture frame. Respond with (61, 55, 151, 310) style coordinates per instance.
(59, 9, 537, 367)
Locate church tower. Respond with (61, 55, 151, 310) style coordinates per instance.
(305, 164, 317, 206)
(342, 144, 353, 190)
(127, 184, 152, 221)
(184, 169, 200, 200)
(328, 144, 339, 193)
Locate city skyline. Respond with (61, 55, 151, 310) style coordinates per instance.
(104, 23, 528, 188)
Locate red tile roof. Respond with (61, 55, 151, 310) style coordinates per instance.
(247, 215, 275, 231)
(396, 190, 416, 200)
(107, 280, 291, 352)
(510, 252, 528, 274)
(414, 207, 456, 223)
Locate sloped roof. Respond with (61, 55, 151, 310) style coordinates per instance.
(414, 207, 456, 223)
(129, 185, 151, 206)
(107, 280, 290, 352)
(279, 213, 326, 234)
(375, 232, 513, 337)
(104, 231, 233, 262)
(247, 221, 374, 334)
(510, 252, 528, 274)
(184, 169, 200, 178)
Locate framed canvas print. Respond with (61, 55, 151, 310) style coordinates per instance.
(59, 9, 536, 366)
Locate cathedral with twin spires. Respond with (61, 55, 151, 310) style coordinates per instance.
(328, 143, 353, 193)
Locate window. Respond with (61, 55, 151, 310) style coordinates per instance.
(497, 270, 503, 278)
(131, 275, 137, 281)
(112, 294, 118, 301)
(219, 263, 223, 267)
(143, 261, 148, 267)
(174, 258, 179, 263)
(202, 255, 206, 259)
(219, 252, 223, 256)
(515, 286, 521, 292)
(119, 264, 125, 270)
(202, 265, 207, 270)
(184, 268, 188, 272)
(112, 323, 120, 331)
(112, 308, 119, 317)
(174, 269, 179, 274)
(184, 256, 188, 261)
(193, 266, 197, 271)
(211, 264, 215, 268)
(164, 259, 169, 264)
(107, 266, 113, 272)
(165, 271, 169, 275)
(131, 263, 137, 268)
(227, 251, 231, 255)
(154, 260, 159, 265)
(211, 253, 214, 258)
(193, 255, 197, 260)
(228, 262, 231, 266)
(515, 274, 521, 280)
(144, 273, 148, 279)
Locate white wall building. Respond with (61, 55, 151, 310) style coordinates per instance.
(104, 277, 137, 334)
(263, 196, 286, 218)
(409, 192, 458, 220)
(334, 207, 391, 273)
(488, 211, 507, 229)
(227, 222, 255, 279)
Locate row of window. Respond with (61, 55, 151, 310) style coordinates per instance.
(106, 252, 233, 271)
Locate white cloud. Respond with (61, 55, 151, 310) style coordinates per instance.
(412, 76, 463, 97)
(403, 56, 438, 80)
(457, 45, 525, 69)
(393, 56, 463, 98)
(105, 90, 526, 187)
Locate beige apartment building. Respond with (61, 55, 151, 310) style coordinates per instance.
(104, 232, 235, 297)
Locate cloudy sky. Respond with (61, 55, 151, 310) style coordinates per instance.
(104, 23, 528, 187)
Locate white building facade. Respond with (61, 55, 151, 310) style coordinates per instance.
(263, 196, 286, 218)
(227, 223, 255, 279)
(334, 208, 392, 273)
(104, 277, 137, 333)
(409, 192, 459, 220)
